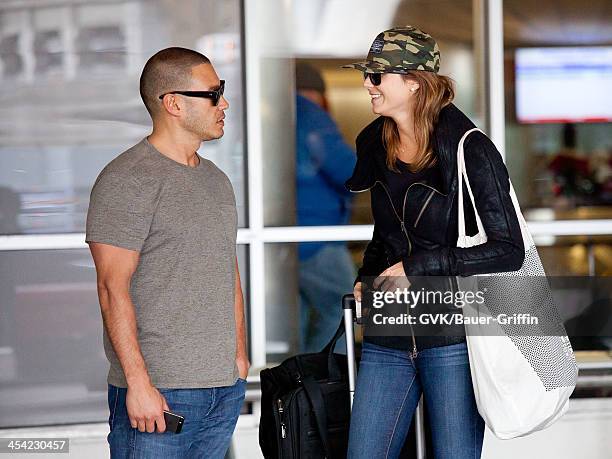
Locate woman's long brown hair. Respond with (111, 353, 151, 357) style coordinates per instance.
(382, 71, 455, 172)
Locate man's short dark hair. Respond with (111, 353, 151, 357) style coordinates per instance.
(296, 62, 326, 93)
(140, 47, 211, 118)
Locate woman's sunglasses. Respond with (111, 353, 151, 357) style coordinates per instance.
(363, 72, 382, 86)
(159, 80, 226, 106)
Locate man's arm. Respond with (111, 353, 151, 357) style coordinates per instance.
(305, 121, 356, 196)
(89, 242, 169, 433)
(234, 257, 250, 379)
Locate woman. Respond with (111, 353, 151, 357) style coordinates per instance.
(342, 26, 525, 458)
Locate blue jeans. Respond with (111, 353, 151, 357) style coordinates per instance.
(107, 378, 246, 459)
(348, 341, 484, 459)
(299, 243, 356, 353)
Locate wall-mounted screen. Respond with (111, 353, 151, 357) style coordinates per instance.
(515, 47, 612, 124)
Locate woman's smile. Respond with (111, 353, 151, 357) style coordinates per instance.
(369, 92, 383, 109)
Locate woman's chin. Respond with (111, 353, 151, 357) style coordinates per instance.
(371, 104, 383, 115)
(372, 106, 387, 116)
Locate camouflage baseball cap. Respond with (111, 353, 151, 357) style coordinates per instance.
(342, 25, 440, 74)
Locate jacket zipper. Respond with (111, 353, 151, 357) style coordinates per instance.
(379, 181, 412, 255)
(349, 180, 446, 359)
(413, 189, 436, 227)
(395, 181, 418, 358)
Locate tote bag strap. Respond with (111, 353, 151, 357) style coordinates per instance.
(457, 128, 487, 240)
(508, 177, 535, 247)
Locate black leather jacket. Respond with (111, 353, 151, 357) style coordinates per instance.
(345, 103, 525, 351)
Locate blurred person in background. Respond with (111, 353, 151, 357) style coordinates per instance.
(295, 62, 357, 353)
(86, 47, 248, 459)
(343, 26, 525, 458)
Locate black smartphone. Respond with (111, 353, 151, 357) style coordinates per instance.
(163, 410, 184, 434)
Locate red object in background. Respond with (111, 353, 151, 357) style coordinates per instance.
(548, 154, 590, 176)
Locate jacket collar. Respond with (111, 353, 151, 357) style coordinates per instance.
(345, 103, 476, 195)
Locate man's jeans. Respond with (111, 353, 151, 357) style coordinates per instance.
(299, 243, 356, 353)
(107, 378, 246, 459)
(348, 341, 485, 459)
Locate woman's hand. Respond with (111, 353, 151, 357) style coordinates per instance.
(354, 282, 362, 303)
(380, 261, 406, 277)
(374, 262, 412, 291)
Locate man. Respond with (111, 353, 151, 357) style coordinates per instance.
(86, 47, 249, 458)
(295, 62, 357, 353)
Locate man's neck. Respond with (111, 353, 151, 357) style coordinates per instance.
(147, 130, 201, 168)
(298, 90, 326, 110)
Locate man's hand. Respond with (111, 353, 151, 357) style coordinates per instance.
(126, 380, 170, 433)
(236, 354, 251, 380)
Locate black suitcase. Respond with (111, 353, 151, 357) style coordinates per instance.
(259, 317, 351, 458)
(259, 295, 432, 459)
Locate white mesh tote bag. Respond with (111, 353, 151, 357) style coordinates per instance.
(455, 128, 579, 440)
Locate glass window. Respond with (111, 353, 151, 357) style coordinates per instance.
(0, 245, 249, 428)
(77, 25, 126, 74)
(0, 0, 246, 234)
(264, 239, 612, 366)
(0, 34, 23, 79)
(536, 235, 612, 276)
(34, 30, 63, 77)
(535, 237, 612, 369)
(503, 2, 612, 215)
(265, 241, 367, 364)
(0, 0, 247, 429)
(252, 0, 477, 227)
(501, 2, 612, 359)
(0, 249, 106, 427)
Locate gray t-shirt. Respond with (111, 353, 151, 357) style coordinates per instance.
(86, 137, 239, 388)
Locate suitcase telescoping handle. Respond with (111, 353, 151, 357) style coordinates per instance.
(342, 294, 427, 458)
(342, 294, 357, 411)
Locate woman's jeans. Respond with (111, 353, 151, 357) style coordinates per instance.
(348, 340, 485, 459)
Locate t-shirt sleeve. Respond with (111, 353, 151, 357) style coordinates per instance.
(85, 171, 153, 252)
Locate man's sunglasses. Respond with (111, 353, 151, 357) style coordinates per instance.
(364, 72, 382, 86)
(159, 80, 225, 106)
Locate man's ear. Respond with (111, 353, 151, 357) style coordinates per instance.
(160, 94, 182, 116)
